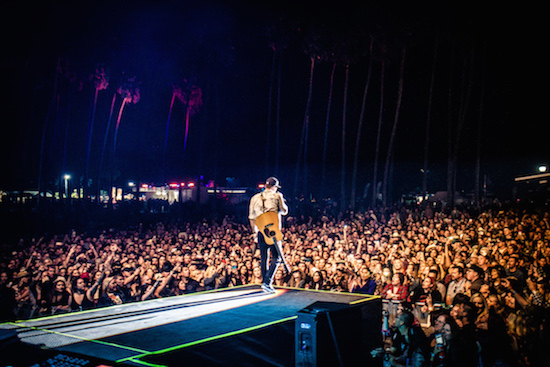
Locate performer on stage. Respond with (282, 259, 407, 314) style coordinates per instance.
(249, 177, 289, 293)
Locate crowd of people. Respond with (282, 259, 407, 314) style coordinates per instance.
(1, 203, 549, 366)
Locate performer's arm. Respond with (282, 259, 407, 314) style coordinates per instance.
(249, 196, 258, 242)
(249, 195, 259, 231)
(278, 193, 289, 216)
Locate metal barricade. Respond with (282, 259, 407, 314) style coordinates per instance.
(382, 299, 443, 329)
(382, 299, 402, 327)
(413, 302, 443, 328)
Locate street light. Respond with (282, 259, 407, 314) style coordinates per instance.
(63, 174, 71, 199)
(538, 165, 547, 173)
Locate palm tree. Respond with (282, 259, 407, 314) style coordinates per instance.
(113, 76, 140, 153)
(372, 42, 386, 207)
(265, 17, 292, 177)
(351, 36, 374, 210)
(293, 54, 316, 198)
(422, 33, 438, 199)
(447, 44, 475, 207)
(182, 83, 203, 167)
(446, 46, 455, 207)
(475, 45, 486, 207)
(97, 91, 117, 203)
(265, 45, 276, 178)
(340, 63, 349, 211)
(58, 60, 81, 190)
(382, 45, 406, 207)
(84, 66, 109, 198)
(37, 58, 60, 208)
(163, 84, 184, 181)
(294, 23, 321, 198)
(275, 50, 283, 176)
(321, 61, 336, 199)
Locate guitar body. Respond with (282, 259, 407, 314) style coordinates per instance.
(255, 211, 283, 245)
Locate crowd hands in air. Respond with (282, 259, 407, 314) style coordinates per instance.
(1, 204, 549, 366)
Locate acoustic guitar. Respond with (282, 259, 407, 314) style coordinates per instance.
(255, 211, 291, 273)
(255, 211, 282, 245)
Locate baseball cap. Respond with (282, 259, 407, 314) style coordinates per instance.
(266, 177, 281, 188)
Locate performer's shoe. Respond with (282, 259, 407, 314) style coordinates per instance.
(261, 283, 275, 293)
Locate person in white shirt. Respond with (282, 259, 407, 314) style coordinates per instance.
(248, 177, 288, 293)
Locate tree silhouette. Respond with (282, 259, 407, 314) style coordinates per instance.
(351, 35, 374, 210)
(371, 41, 386, 207)
(382, 44, 406, 207)
(84, 66, 109, 198)
(422, 32, 438, 199)
(182, 82, 202, 167)
(293, 23, 321, 198)
(163, 84, 185, 181)
(113, 76, 140, 152)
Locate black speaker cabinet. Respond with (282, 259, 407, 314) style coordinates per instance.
(295, 299, 382, 367)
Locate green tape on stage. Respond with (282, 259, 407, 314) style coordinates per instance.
(7, 322, 149, 354)
(125, 358, 168, 367)
(118, 315, 297, 364)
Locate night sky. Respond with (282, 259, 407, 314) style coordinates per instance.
(1, 1, 545, 200)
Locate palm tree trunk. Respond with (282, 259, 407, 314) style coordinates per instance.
(163, 92, 176, 181)
(61, 102, 71, 179)
(266, 48, 276, 178)
(372, 56, 385, 207)
(183, 106, 190, 162)
(475, 46, 486, 207)
(50, 94, 64, 199)
(382, 46, 406, 207)
(446, 46, 455, 207)
(340, 64, 349, 211)
(37, 58, 60, 208)
(450, 45, 475, 204)
(351, 37, 374, 210)
(321, 61, 336, 199)
(85, 88, 99, 199)
(422, 32, 438, 199)
(213, 80, 221, 186)
(113, 98, 128, 152)
(97, 93, 116, 203)
(293, 56, 315, 197)
(275, 51, 282, 176)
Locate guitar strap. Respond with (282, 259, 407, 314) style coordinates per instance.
(261, 191, 266, 213)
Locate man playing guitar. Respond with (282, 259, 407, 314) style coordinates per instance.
(249, 177, 289, 293)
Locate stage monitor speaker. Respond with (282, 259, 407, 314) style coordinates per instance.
(0, 328, 116, 367)
(295, 299, 382, 367)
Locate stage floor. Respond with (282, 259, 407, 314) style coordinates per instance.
(1, 285, 378, 366)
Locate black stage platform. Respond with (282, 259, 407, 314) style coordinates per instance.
(0, 285, 382, 366)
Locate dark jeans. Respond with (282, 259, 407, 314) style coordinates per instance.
(258, 233, 281, 285)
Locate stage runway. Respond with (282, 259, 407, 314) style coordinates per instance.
(1, 285, 381, 366)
